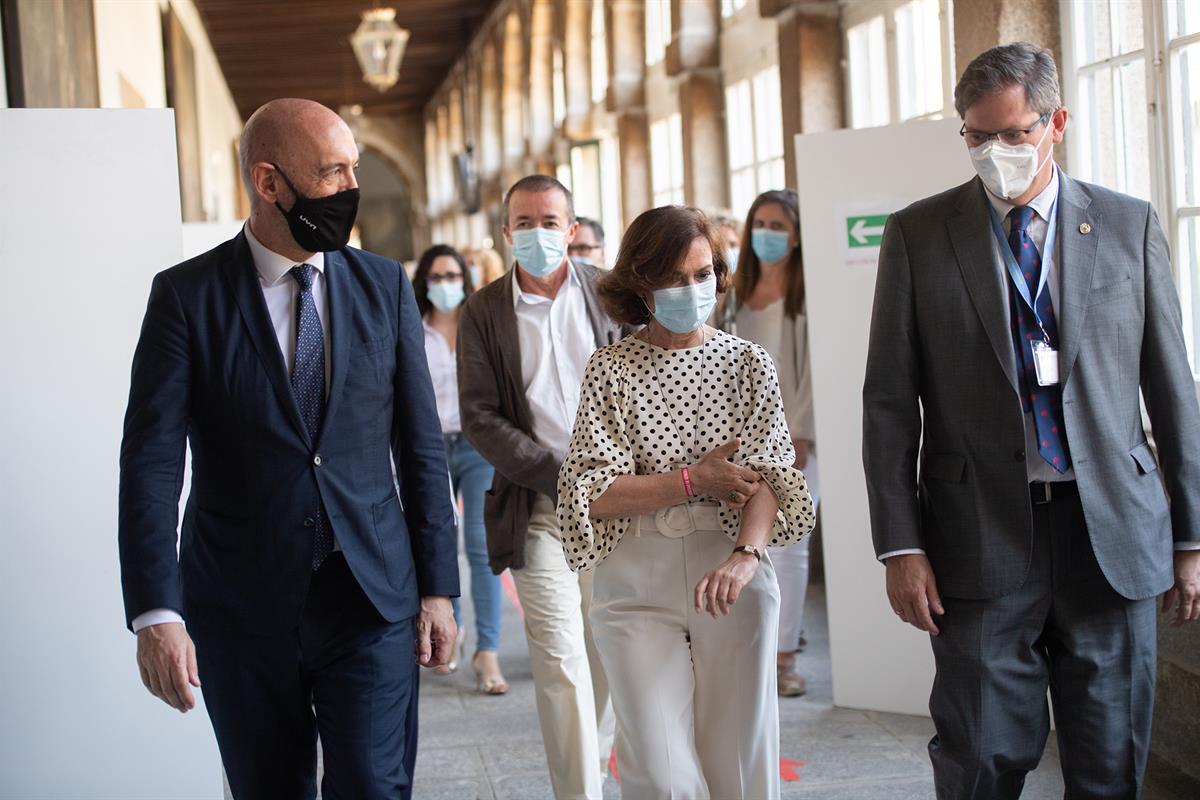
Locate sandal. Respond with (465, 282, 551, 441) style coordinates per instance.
(472, 650, 509, 695)
(777, 662, 807, 697)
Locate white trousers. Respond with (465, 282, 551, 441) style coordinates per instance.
(777, 451, 819, 653)
(589, 508, 781, 800)
(511, 496, 615, 800)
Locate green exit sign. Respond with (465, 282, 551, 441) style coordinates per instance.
(846, 214, 888, 248)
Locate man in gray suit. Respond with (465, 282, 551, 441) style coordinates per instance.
(863, 42, 1200, 798)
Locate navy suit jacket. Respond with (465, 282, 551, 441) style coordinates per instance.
(119, 232, 459, 633)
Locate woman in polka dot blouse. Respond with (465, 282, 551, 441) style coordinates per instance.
(556, 205, 816, 799)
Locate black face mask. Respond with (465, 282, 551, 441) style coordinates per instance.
(271, 163, 360, 253)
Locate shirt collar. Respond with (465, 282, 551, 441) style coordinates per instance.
(244, 222, 325, 287)
(984, 164, 1060, 225)
(512, 260, 579, 309)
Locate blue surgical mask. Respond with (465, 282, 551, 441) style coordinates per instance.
(512, 228, 567, 277)
(751, 228, 791, 264)
(570, 255, 594, 268)
(651, 277, 718, 334)
(725, 246, 741, 274)
(427, 281, 465, 312)
(469, 265, 484, 287)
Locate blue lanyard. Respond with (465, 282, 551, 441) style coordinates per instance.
(989, 197, 1059, 340)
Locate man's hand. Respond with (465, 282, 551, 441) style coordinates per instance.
(136, 622, 200, 712)
(1162, 550, 1200, 626)
(691, 437, 762, 510)
(885, 553, 944, 636)
(416, 596, 457, 668)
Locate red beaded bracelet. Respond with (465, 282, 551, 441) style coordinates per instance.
(680, 466, 695, 497)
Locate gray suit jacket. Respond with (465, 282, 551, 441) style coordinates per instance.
(863, 173, 1200, 601)
(457, 263, 624, 573)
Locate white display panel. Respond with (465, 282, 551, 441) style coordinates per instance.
(0, 110, 222, 797)
(796, 118, 974, 715)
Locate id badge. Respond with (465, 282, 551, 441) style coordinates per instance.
(1031, 340, 1060, 386)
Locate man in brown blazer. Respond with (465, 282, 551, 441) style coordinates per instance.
(457, 175, 622, 799)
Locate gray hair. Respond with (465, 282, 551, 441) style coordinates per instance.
(954, 42, 1061, 119)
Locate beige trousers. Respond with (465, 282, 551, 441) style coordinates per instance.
(511, 496, 615, 800)
(589, 506, 781, 799)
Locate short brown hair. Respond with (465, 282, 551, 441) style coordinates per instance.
(598, 205, 730, 326)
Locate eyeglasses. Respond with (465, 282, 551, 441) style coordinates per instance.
(426, 272, 463, 284)
(960, 111, 1051, 148)
(568, 244, 602, 254)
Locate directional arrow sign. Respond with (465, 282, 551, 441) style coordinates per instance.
(846, 214, 888, 248)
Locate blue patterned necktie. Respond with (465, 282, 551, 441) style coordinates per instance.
(1006, 206, 1071, 474)
(289, 264, 334, 569)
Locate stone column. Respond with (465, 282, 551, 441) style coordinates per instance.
(667, 0, 727, 210)
(677, 70, 728, 210)
(561, 0, 593, 138)
(528, 0, 556, 160)
(952, 0, 1061, 80)
(766, 0, 844, 189)
(608, 0, 646, 110)
(616, 109, 653, 224)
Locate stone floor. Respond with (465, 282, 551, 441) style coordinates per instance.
(411, 570, 1065, 800)
(227, 557, 1190, 799)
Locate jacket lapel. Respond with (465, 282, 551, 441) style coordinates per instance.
(221, 232, 311, 445)
(1054, 173, 1099, 385)
(947, 178, 1019, 394)
(318, 249, 353, 441)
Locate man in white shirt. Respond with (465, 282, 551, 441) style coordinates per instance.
(457, 176, 622, 799)
(863, 43, 1200, 798)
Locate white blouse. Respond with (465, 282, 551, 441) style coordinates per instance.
(557, 330, 816, 572)
(422, 321, 460, 434)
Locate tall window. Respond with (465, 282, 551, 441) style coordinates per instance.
(725, 67, 786, 217)
(847, 16, 890, 127)
(591, 0, 608, 105)
(721, 0, 748, 18)
(895, 0, 945, 118)
(645, 1, 671, 66)
(650, 113, 685, 206)
(1064, 1, 1200, 374)
(845, 0, 953, 128)
(562, 137, 622, 265)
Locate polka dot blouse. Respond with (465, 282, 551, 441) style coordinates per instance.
(557, 329, 817, 572)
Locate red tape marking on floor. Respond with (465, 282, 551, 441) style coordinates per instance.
(780, 758, 806, 782)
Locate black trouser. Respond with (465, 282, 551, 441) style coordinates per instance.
(192, 553, 421, 800)
(929, 488, 1156, 799)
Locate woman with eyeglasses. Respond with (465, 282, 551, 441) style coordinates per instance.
(414, 244, 508, 694)
(718, 189, 820, 699)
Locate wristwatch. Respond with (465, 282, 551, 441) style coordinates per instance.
(732, 544, 763, 561)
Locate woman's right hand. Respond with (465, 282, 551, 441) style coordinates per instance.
(691, 438, 762, 510)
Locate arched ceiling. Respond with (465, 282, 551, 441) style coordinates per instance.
(193, 0, 500, 119)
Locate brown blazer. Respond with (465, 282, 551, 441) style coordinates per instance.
(457, 263, 624, 573)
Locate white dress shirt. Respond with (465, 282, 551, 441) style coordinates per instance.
(132, 224, 334, 631)
(513, 264, 594, 459)
(423, 320, 460, 434)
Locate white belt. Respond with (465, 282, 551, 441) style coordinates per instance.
(635, 503, 722, 539)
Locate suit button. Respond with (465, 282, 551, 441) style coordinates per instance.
(303, 517, 314, 528)
(314, 455, 322, 466)
(1014, 449, 1025, 462)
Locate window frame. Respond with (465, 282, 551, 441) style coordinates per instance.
(842, 0, 956, 129)
(1061, 0, 1200, 382)
(724, 65, 787, 219)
